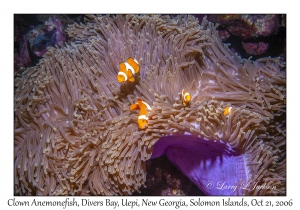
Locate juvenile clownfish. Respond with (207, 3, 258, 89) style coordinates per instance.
(130, 98, 152, 129)
(223, 106, 234, 116)
(181, 89, 192, 106)
(117, 57, 140, 83)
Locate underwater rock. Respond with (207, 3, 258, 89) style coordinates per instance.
(242, 42, 269, 55)
(14, 15, 80, 74)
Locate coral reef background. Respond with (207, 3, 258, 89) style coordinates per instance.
(14, 14, 286, 74)
(14, 15, 84, 74)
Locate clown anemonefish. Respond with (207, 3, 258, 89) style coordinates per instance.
(223, 106, 234, 116)
(117, 57, 140, 83)
(181, 89, 192, 106)
(130, 98, 152, 129)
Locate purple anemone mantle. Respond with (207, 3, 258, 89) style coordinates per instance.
(151, 135, 248, 196)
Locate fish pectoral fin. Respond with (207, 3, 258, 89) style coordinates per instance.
(129, 76, 135, 82)
(127, 70, 133, 77)
(130, 103, 139, 111)
(117, 75, 125, 82)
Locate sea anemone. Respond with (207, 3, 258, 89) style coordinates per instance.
(14, 14, 286, 196)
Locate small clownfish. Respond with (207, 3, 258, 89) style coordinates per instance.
(130, 98, 152, 129)
(223, 106, 234, 116)
(117, 57, 140, 83)
(181, 89, 192, 106)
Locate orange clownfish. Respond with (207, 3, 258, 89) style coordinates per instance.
(130, 98, 152, 129)
(223, 106, 234, 116)
(181, 89, 192, 106)
(117, 57, 140, 83)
